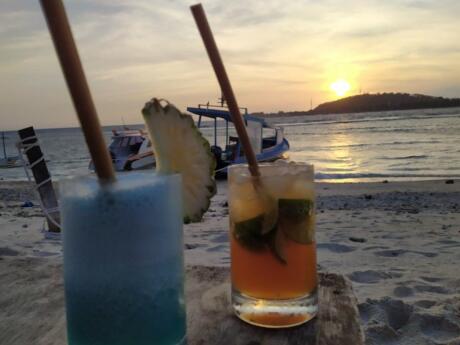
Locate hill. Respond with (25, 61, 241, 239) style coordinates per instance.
(252, 93, 460, 117)
(311, 93, 460, 114)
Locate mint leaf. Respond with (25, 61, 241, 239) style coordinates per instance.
(278, 199, 315, 244)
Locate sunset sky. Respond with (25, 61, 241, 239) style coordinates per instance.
(1, 0, 460, 130)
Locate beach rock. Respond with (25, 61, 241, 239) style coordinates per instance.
(21, 201, 34, 208)
(185, 243, 199, 250)
(349, 237, 367, 243)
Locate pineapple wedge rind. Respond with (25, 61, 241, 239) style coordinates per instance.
(142, 98, 217, 223)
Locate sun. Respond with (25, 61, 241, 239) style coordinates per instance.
(330, 79, 351, 97)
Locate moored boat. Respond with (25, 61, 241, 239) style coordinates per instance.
(187, 103, 290, 177)
(0, 132, 21, 169)
(90, 102, 290, 177)
(89, 128, 154, 171)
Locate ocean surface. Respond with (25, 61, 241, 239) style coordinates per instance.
(1, 107, 460, 183)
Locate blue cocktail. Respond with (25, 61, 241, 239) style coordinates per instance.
(61, 172, 186, 345)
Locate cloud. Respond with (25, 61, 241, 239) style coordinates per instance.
(0, 0, 459, 129)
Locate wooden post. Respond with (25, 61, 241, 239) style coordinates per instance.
(18, 126, 60, 232)
(2, 132, 7, 159)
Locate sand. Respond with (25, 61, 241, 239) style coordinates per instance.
(1, 179, 459, 345)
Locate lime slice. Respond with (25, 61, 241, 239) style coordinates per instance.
(259, 191, 278, 235)
(278, 198, 315, 244)
(234, 214, 287, 264)
(233, 215, 266, 251)
(267, 227, 287, 265)
(279, 199, 313, 222)
(142, 98, 216, 223)
(279, 219, 314, 244)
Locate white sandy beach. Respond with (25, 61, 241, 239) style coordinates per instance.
(1, 179, 459, 345)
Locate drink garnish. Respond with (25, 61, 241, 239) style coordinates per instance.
(260, 191, 279, 235)
(267, 227, 287, 264)
(234, 215, 266, 251)
(234, 214, 287, 264)
(279, 198, 315, 244)
(142, 98, 216, 223)
(279, 218, 314, 245)
(233, 198, 314, 261)
(278, 199, 313, 221)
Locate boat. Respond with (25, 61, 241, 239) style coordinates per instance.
(89, 128, 155, 171)
(187, 103, 290, 177)
(0, 132, 21, 168)
(90, 102, 290, 177)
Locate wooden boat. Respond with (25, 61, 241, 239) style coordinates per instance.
(187, 103, 290, 177)
(89, 103, 290, 177)
(89, 128, 154, 172)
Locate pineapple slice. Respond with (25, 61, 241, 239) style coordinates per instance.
(142, 98, 216, 223)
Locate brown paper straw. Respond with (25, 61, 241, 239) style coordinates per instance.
(39, 0, 115, 182)
(190, 3, 260, 178)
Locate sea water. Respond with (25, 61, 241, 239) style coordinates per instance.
(3, 107, 460, 182)
(60, 173, 186, 345)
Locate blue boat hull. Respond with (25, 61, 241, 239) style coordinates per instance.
(216, 138, 290, 178)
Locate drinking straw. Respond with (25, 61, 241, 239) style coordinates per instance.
(190, 3, 260, 178)
(39, 0, 115, 182)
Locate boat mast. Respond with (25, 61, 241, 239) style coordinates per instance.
(121, 116, 129, 130)
(219, 93, 225, 107)
(2, 132, 6, 159)
(218, 94, 225, 147)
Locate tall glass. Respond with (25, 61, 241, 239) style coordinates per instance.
(60, 173, 186, 345)
(229, 163, 317, 328)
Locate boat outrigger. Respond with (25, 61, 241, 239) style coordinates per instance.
(90, 102, 290, 177)
(0, 132, 21, 169)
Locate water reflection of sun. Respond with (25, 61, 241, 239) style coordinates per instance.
(328, 132, 358, 173)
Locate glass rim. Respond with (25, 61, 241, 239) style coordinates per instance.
(59, 172, 182, 197)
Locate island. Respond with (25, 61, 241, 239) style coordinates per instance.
(252, 93, 460, 117)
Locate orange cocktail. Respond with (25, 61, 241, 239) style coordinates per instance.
(229, 162, 317, 328)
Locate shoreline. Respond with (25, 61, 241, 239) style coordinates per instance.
(1, 178, 459, 344)
(2, 174, 459, 183)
